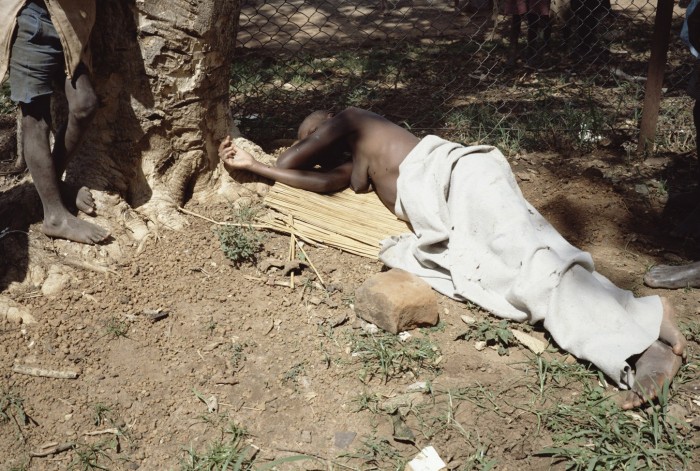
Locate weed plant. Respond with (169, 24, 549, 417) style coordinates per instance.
(342, 434, 408, 471)
(68, 440, 116, 471)
(537, 381, 694, 470)
(103, 316, 129, 339)
(181, 421, 312, 470)
(456, 319, 515, 356)
(0, 389, 28, 441)
(181, 423, 252, 471)
(92, 403, 112, 427)
(349, 330, 441, 383)
(216, 203, 264, 266)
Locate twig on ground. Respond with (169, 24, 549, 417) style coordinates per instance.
(244, 275, 265, 281)
(289, 215, 296, 290)
(275, 448, 357, 470)
(60, 257, 118, 275)
(30, 442, 75, 457)
(178, 206, 273, 230)
(296, 241, 325, 288)
(177, 205, 319, 245)
(12, 364, 79, 379)
(178, 205, 326, 287)
(83, 428, 120, 436)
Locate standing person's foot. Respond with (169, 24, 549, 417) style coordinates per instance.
(645, 261, 700, 289)
(42, 213, 110, 244)
(60, 183, 97, 215)
(620, 341, 683, 409)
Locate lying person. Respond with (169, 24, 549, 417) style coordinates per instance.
(219, 107, 686, 409)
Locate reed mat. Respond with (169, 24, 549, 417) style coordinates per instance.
(262, 183, 411, 259)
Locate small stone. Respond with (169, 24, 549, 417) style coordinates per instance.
(667, 404, 688, 420)
(474, 341, 487, 351)
(334, 431, 356, 449)
(308, 296, 322, 306)
(41, 271, 71, 298)
(634, 184, 649, 196)
(300, 430, 312, 443)
(515, 171, 531, 182)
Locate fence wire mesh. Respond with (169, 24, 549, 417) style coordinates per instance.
(232, 0, 694, 155)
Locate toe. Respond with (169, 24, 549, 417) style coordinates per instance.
(620, 391, 639, 410)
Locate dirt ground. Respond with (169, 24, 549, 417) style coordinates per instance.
(1, 1, 700, 468)
(1, 138, 699, 470)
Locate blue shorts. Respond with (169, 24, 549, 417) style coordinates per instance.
(9, 1, 65, 104)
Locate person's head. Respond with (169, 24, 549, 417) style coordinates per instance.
(298, 110, 333, 140)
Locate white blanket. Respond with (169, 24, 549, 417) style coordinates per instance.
(379, 136, 662, 389)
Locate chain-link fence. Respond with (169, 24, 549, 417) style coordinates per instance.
(232, 0, 694, 155)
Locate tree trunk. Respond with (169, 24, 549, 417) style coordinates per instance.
(1, 0, 276, 291)
(65, 0, 264, 240)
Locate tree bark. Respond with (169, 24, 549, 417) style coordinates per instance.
(65, 0, 261, 237)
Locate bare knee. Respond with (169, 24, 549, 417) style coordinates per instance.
(69, 90, 98, 123)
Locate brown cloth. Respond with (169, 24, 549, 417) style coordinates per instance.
(0, 0, 95, 83)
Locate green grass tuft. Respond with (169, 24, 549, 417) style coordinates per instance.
(349, 329, 441, 384)
(216, 203, 265, 266)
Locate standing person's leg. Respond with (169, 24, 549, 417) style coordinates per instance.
(643, 70, 700, 288)
(9, 2, 109, 244)
(524, 12, 540, 65)
(571, 0, 596, 58)
(507, 14, 522, 67)
(20, 99, 107, 243)
(51, 65, 99, 215)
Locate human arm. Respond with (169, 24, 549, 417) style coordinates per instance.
(275, 112, 350, 169)
(219, 137, 352, 193)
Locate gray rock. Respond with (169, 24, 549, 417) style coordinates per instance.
(334, 431, 356, 449)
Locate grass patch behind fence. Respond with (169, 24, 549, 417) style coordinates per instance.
(230, 36, 695, 157)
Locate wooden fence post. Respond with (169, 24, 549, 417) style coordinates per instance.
(637, 0, 676, 154)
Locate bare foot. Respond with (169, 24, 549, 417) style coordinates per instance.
(60, 183, 97, 215)
(74, 186, 96, 215)
(620, 341, 683, 410)
(42, 213, 110, 244)
(645, 261, 700, 289)
(658, 297, 688, 357)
